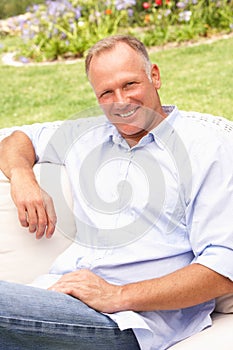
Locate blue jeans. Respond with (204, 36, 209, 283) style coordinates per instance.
(0, 281, 140, 349)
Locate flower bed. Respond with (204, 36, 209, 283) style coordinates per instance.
(1, 0, 232, 62)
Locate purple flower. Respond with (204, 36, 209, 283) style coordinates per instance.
(53, 28, 59, 35)
(63, 0, 73, 10)
(74, 8, 82, 20)
(61, 32, 67, 39)
(46, 1, 66, 17)
(165, 9, 171, 17)
(16, 17, 26, 29)
(179, 10, 192, 22)
(21, 28, 30, 40)
(19, 56, 29, 64)
(128, 8, 134, 17)
(32, 4, 40, 13)
(115, 0, 136, 11)
(176, 1, 186, 8)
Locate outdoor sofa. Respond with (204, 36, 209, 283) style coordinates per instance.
(0, 113, 233, 349)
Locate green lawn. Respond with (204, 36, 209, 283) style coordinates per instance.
(0, 35, 232, 129)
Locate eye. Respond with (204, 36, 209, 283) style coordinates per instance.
(126, 82, 135, 86)
(99, 90, 112, 100)
(101, 90, 112, 96)
(124, 81, 137, 90)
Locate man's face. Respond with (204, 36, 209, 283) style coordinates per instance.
(88, 42, 166, 145)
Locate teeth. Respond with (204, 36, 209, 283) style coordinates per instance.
(118, 108, 137, 118)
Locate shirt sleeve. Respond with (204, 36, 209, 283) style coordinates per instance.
(186, 133, 233, 281)
(19, 121, 68, 164)
(17, 116, 106, 165)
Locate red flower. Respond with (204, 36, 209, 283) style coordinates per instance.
(155, 0, 162, 5)
(142, 2, 151, 9)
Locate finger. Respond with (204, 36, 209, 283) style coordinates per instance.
(17, 206, 29, 228)
(48, 283, 80, 298)
(45, 218, 56, 239)
(28, 210, 38, 233)
(17, 205, 37, 233)
(35, 205, 50, 239)
(44, 198, 57, 239)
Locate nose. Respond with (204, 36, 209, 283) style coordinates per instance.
(113, 89, 128, 104)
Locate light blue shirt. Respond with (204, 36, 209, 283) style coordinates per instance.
(21, 106, 233, 350)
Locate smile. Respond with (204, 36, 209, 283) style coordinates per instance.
(115, 107, 139, 118)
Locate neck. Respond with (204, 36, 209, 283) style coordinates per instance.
(122, 111, 168, 147)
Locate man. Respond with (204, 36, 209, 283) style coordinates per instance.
(0, 35, 233, 350)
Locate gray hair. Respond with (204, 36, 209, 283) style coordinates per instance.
(85, 35, 152, 81)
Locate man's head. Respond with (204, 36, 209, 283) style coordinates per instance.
(85, 35, 166, 146)
(85, 35, 152, 80)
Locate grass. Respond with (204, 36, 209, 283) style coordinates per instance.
(0, 35, 232, 129)
(155, 37, 233, 117)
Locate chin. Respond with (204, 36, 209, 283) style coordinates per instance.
(117, 124, 142, 136)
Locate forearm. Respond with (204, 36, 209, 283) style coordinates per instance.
(0, 131, 56, 238)
(0, 131, 36, 180)
(118, 263, 233, 312)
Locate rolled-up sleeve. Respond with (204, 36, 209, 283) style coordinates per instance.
(186, 135, 233, 280)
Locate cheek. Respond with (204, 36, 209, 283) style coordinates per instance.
(144, 88, 159, 108)
(131, 85, 152, 104)
(99, 103, 115, 121)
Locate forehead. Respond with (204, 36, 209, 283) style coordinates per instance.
(88, 43, 145, 81)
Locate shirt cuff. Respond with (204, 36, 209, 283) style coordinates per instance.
(192, 245, 233, 281)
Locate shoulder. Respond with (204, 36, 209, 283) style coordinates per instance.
(62, 115, 112, 142)
(31, 115, 111, 142)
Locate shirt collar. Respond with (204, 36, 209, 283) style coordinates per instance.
(150, 105, 180, 150)
(108, 105, 181, 150)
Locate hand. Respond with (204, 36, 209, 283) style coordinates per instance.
(10, 168, 57, 239)
(48, 269, 122, 313)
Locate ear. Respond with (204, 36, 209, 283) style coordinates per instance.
(150, 64, 161, 89)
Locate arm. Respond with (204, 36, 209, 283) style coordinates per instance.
(120, 263, 233, 311)
(0, 131, 56, 239)
(48, 263, 233, 313)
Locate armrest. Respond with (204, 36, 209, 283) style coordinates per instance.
(0, 163, 75, 284)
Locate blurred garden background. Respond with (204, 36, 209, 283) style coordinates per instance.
(0, 0, 232, 128)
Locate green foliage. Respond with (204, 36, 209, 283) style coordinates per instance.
(1, 0, 232, 63)
(0, 0, 45, 19)
(15, 0, 136, 62)
(138, 0, 233, 46)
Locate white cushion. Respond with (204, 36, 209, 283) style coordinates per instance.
(169, 312, 233, 349)
(215, 294, 233, 313)
(0, 164, 75, 284)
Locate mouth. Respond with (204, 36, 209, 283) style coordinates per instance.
(114, 106, 140, 119)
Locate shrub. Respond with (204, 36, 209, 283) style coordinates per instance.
(18, 0, 137, 61)
(4, 0, 233, 62)
(139, 0, 233, 46)
(0, 0, 45, 20)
